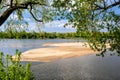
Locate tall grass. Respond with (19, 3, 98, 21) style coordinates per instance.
(0, 50, 34, 80)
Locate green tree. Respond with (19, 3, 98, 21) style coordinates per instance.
(53, 0, 120, 55)
(0, 0, 53, 29)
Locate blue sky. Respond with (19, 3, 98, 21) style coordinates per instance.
(0, 10, 76, 33)
(25, 5, 120, 33)
(26, 20, 76, 33)
(0, 19, 76, 33)
(22, 10, 76, 33)
(41, 20, 76, 33)
(0, 1, 120, 33)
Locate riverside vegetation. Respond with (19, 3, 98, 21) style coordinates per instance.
(0, 31, 81, 39)
(0, 30, 110, 39)
(0, 50, 34, 80)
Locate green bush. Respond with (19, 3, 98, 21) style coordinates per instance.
(0, 50, 34, 80)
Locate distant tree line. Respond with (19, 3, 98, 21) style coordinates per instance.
(0, 31, 83, 39)
(0, 30, 114, 40)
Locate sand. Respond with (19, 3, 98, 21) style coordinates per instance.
(13, 42, 99, 62)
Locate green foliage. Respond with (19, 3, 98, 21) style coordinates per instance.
(52, 0, 120, 55)
(0, 30, 83, 39)
(0, 0, 54, 28)
(0, 50, 34, 80)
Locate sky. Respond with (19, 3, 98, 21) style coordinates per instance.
(26, 20, 76, 33)
(0, 10, 76, 33)
(0, 0, 120, 33)
(0, 19, 76, 33)
(41, 20, 76, 33)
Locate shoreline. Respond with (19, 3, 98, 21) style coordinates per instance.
(13, 42, 99, 62)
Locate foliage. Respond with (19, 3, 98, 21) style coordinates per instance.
(0, 30, 84, 39)
(0, 0, 54, 28)
(0, 50, 34, 80)
(52, 0, 120, 55)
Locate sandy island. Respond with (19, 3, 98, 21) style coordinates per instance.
(13, 42, 100, 62)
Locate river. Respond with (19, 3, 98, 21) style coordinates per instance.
(0, 39, 80, 55)
(0, 39, 120, 80)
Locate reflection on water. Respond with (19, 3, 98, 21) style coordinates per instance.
(31, 55, 120, 80)
(0, 39, 120, 80)
(0, 39, 81, 55)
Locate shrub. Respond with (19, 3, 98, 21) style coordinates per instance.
(0, 50, 34, 80)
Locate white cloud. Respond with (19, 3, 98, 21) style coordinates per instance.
(41, 20, 76, 32)
(0, 13, 76, 33)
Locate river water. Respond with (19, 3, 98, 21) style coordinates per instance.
(0, 39, 120, 80)
(0, 39, 80, 55)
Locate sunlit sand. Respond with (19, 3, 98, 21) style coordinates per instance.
(12, 42, 101, 62)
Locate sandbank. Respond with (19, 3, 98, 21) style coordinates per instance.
(13, 42, 99, 62)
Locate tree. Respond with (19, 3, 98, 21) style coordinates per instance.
(52, 0, 120, 55)
(0, 0, 53, 29)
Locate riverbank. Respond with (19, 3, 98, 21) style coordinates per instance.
(13, 42, 99, 62)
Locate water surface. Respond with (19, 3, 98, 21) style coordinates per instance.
(0, 39, 80, 55)
(0, 39, 120, 80)
(31, 54, 120, 80)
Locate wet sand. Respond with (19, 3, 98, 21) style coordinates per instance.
(13, 42, 99, 62)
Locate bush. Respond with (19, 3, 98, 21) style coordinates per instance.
(0, 50, 34, 80)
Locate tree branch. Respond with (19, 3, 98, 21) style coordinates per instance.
(0, 4, 28, 26)
(10, 0, 13, 7)
(95, 1, 120, 11)
(29, 4, 43, 22)
(0, 0, 2, 4)
(0, 1, 47, 26)
(106, 1, 120, 9)
(0, 7, 17, 26)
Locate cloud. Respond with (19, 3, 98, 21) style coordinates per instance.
(0, 11, 76, 33)
(41, 20, 76, 32)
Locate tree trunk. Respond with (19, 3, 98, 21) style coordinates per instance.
(0, 7, 17, 26)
